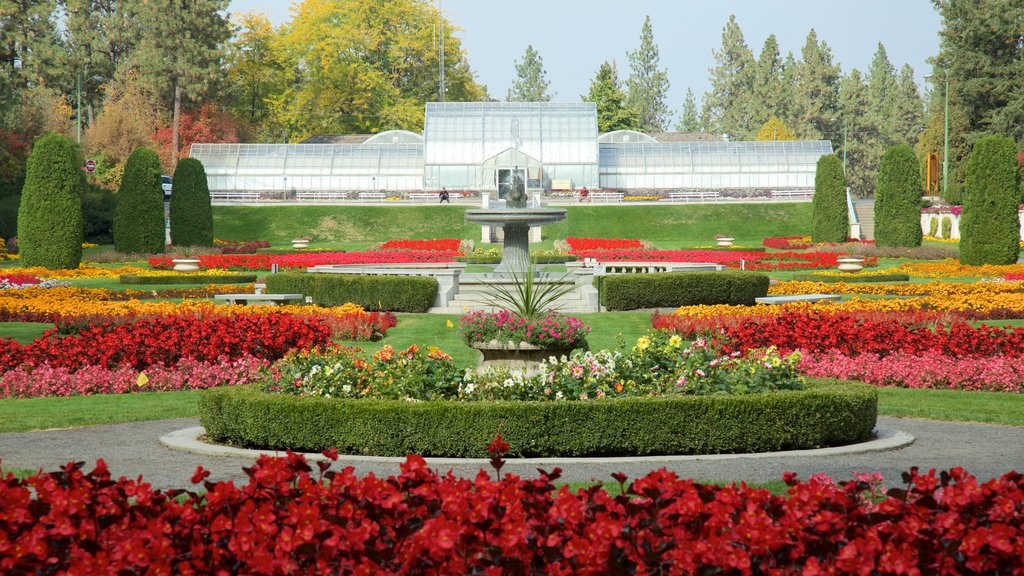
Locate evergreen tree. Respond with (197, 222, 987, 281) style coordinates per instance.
(791, 30, 841, 142)
(914, 89, 970, 204)
(890, 64, 925, 148)
(874, 144, 923, 247)
(702, 15, 755, 139)
(675, 88, 702, 132)
(131, 0, 231, 167)
(959, 135, 1020, 265)
(625, 15, 671, 132)
(17, 132, 84, 269)
(750, 34, 786, 129)
(507, 45, 552, 102)
(583, 60, 637, 132)
(851, 43, 900, 197)
(778, 52, 798, 126)
(169, 158, 213, 246)
(811, 154, 848, 243)
(113, 147, 164, 254)
(838, 70, 872, 196)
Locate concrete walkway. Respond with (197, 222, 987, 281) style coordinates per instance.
(1, 416, 1021, 490)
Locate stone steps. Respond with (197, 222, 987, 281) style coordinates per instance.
(853, 201, 875, 240)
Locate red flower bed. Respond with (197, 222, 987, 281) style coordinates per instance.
(713, 311, 1024, 358)
(565, 237, 644, 251)
(0, 312, 332, 370)
(378, 238, 463, 252)
(1, 455, 1021, 574)
(572, 249, 874, 270)
(653, 309, 963, 337)
(148, 250, 458, 271)
(321, 310, 397, 341)
(762, 235, 812, 250)
(0, 273, 41, 287)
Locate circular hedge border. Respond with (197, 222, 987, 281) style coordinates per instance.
(198, 379, 877, 458)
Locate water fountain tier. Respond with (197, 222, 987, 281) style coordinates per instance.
(464, 208, 566, 273)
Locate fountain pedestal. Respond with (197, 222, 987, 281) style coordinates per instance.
(464, 207, 567, 273)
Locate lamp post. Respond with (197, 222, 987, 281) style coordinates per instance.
(925, 70, 949, 196)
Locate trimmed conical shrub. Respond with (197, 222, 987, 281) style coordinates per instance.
(17, 133, 84, 269)
(960, 135, 1020, 265)
(811, 154, 848, 243)
(114, 147, 165, 254)
(170, 158, 214, 246)
(874, 144, 923, 248)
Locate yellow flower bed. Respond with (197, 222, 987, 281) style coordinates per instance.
(897, 259, 1024, 278)
(769, 280, 1024, 297)
(623, 196, 663, 201)
(13, 265, 241, 280)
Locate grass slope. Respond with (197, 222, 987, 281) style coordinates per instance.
(0, 322, 51, 343)
(212, 204, 812, 247)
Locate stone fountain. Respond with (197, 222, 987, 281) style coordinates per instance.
(464, 171, 566, 273)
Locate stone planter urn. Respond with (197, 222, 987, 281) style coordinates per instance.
(716, 236, 735, 247)
(837, 257, 864, 273)
(291, 239, 310, 249)
(171, 258, 201, 272)
(471, 340, 577, 374)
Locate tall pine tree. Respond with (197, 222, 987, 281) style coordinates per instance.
(791, 29, 841, 142)
(507, 45, 552, 102)
(750, 34, 786, 131)
(625, 16, 670, 132)
(702, 15, 755, 139)
(838, 70, 871, 196)
(675, 88, 702, 132)
(583, 60, 637, 132)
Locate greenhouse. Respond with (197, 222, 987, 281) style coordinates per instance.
(188, 102, 832, 196)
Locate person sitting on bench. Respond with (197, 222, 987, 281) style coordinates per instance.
(439, 188, 450, 203)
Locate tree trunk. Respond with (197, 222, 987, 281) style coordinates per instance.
(171, 82, 181, 168)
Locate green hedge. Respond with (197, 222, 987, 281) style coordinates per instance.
(792, 272, 910, 283)
(600, 271, 770, 310)
(119, 273, 258, 285)
(198, 379, 878, 457)
(0, 194, 18, 239)
(114, 147, 165, 254)
(17, 133, 84, 269)
(811, 154, 848, 244)
(265, 272, 437, 312)
(960, 135, 1020, 265)
(874, 145, 923, 248)
(170, 158, 214, 247)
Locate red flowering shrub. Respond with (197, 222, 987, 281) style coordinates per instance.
(378, 238, 463, 252)
(148, 250, 458, 271)
(762, 235, 813, 250)
(219, 240, 271, 254)
(0, 312, 332, 370)
(1, 456, 1021, 573)
(572, 249, 876, 271)
(320, 310, 397, 341)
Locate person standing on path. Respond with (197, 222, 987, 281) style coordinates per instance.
(439, 188, 450, 203)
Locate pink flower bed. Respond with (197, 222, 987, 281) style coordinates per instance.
(0, 356, 269, 398)
(149, 250, 458, 271)
(572, 249, 875, 270)
(799, 351, 1024, 393)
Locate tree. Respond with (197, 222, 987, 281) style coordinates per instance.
(914, 90, 970, 204)
(224, 12, 283, 128)
(113, 147, 164, 254)
(507, 45, 552, 102)
(0, 0, 64, 98)
(131, 0, 231, 167)
(675, 88, 701, 132)
(583, 60, 637, 132)
(750, 34, 787, 130)
(791, 30, 840, 142)
(702, 15, 754, 139)
(17, 132, 83, 269)
(838, 69, 872, 196)
(82, 73, 160, 186)
(811, 154, 848, 243)
(959, 135, 1020, 265)
(169, 157, 213, 246)
(755, 117, 795, 141)
(625, 15, 671, 132)
(267, 0, 483, 138)
(152, 104, 239, 168)
(874, 144, 923, 247)
(890, 65, 925, 149)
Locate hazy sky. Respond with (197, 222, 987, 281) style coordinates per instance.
(227, 0, 943, 119)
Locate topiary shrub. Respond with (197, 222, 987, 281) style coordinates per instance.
(600, 271, 770, 311)
(82, 183, 116, 244)
(941, 216, 952, 239)
(0, 194, 19, 239)
(927, 217, 938, 238)
(17, 133, 84, 269)
(811, 154, 848, 243)
(960, 135, 1020, 265)
(114, 147, 164, 254)
(265, 272, 438, 312)
(170, 158, 213, 247)
(874, 145, 923, 248)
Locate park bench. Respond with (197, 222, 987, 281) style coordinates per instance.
(210, 191, 260, 202)
(771, 190, 814, 200)
(755, 294, 841, 305)
(581, 191, 624, 203)
(295, 191, 350, 202)
(358, 192, 387, 202)
(214, 293, 305, 306)
(409, 192, 462, 202)
(667, 191, 721, 203)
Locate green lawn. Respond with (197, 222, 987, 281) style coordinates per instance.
(0, 391, 202, 433)
(876, 387, 1024, 427)
(0, 322, 51, 343)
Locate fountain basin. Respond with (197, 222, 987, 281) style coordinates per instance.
(463, 208, 567, 227)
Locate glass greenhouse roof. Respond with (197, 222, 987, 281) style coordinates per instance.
(599, 140, 833, 171)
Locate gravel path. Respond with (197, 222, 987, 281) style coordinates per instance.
(1, 416, 1022, 490)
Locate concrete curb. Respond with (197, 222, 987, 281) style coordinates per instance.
(161, 427, 915, 464)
